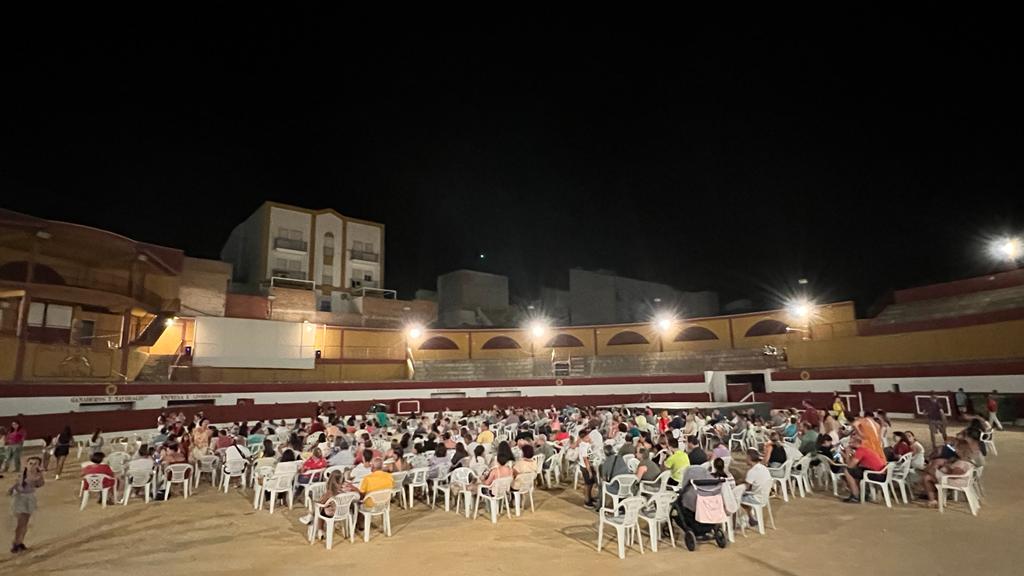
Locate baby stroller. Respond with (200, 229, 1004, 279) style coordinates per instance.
(673, 478, 728, 551)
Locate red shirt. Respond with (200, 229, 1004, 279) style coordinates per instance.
(82, 464, 117, 489)
(554, 431, 570, 442)
(6, 429, 25, 445)
(300, 457, 327, 474)
(893, 442, 912, 457)
(310, 421, 325, 434)
(987, 398, 997, 412)
(853, 447, 886, 472)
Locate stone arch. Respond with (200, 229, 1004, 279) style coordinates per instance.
(418, 336, 460, 350)
(606, 330, 650, 346)
(674, 326, 719, 341)
(744, 319, 789, 337)
(480, 335, 521, 350)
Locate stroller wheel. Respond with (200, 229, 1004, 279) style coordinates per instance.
(714, 528, 727, 548)
(684, 531, 697, 552)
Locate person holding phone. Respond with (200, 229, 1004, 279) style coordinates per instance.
(8, 456, 44, 553)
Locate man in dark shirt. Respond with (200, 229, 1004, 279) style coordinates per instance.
(686, 435, 708, 466)
(924, 394, 947, 451)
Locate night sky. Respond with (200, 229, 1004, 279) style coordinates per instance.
(2, 13, 1021, 313)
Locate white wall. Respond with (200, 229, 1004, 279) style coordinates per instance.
(268, 207, 312, 278)
(346, 220, 382, 286)
(193, 317, 317, 369)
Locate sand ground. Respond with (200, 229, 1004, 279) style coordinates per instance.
(0, 422, 1019, 576)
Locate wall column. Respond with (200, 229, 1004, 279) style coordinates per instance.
(12, 233, 40, 382)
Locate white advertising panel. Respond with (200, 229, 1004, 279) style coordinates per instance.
(193, 317, 316, 369)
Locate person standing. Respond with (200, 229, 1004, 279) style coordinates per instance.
(954, 388, 969, 421)
(8, 456, 44, 553)
(987, 391, 1004, 431)
(2, 422, 26, 474)
(924, 394, 947, 451)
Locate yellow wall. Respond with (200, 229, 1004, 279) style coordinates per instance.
(787, 318, 1024, 368)
(342, 329, 406, 360)
(411, 331, 471, 361)
(536, 327, 597, 357)
(0, 337, 17, 380)
(661, 318, 733, 353)
(594, 325, 660, 356)
(470, 330, 533, 359)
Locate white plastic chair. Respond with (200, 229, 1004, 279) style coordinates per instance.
(304, 481, 327, 510)
(532, 454, 546, 485)
(639, 470, 673, 498)
(511, 471, 537, 516)
(164, 464, 192, 500)
(473, 476, 513, 524)
(768, 460, 794, 502)
(389, 470, 410, 508)
(980, 431, 997, 456)
(309, 492, 359, 549)
(452, 469, 478, 517)
(249, 457, 277, 487)
(597, 496, 645, 559)
(221, 459, 248, 492)
(728, 432, 747, 452)
(890, 454, 913, 504)
(973, 465, 986, 498)
(80, 474, 116, 510)
(106, 452, 131, 476)
(194, 455, 220, 488)
(602, 474, 640, 510)
(859, 463, 895, 508)
(639, 491, 676, 552)
(297, 468, 326, 507)
(121, 468, 154, 505)
(251, 465, 276, 509)
(938, 465, 980, 516)
(542, 451, 562, 488)
(407, 467, 429, 507)
(432, 467, 473, 511)
(260, 473, 296, 513)
(359, 490, 393, 542)
(789, 454, 813, 498)
(738, 488, 775, 536)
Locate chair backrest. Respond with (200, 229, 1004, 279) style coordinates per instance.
(516, 471, 537, 491)
(625, 458, 639, 473)
(198, 455, 219, 470)
(267, 473, 295, 491)
(166, 463, 192, 482)
(611, 473, 639, 496)
(84, 473, 112, 492)
(253, 456, 276, 470)
(323, 465, 348, 479)
(273, 461, 300, 476)
(306, 481, 327, 503)
(127, 468, 154, 486)
(107, 452, 131, 470)
(333, 492, 360, 516)
(224, 459, 247, 475)
(449, 467, 475, 485)
(253, 465, 276, 484)
(390, 470, 409, 486)
(409, 467, 429, 484)
(488, 476, 513, 497)
(892, 454, 912, 480)
(363, 490, 392, 513)
(650, 491, 677, 520)
(411, 455, 429, 469)
(532, 454, 546, 470)
(619, 496, 645, 524)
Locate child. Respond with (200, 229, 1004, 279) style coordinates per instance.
(9, 456, 45, 553)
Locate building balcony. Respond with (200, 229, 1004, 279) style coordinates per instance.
(271, 269, 308, 281)
(349, 249, 379, 263)
(350, 279, 379, 289)
(274, 237, 308, 253)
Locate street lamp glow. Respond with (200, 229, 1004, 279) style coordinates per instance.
(406, 325, 423, 339)
(655, 314, 675, 333)
(787, 299, 813, 320)
(991, 237, 1022, 262)
(529, 321, 548, 338)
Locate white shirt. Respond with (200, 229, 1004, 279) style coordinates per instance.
(745, 463, 772, 499)
(350, 463, 372, 485)
(225, 444, 251, 463)
(588, 429, 603, 449)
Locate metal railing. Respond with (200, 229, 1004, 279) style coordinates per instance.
(271, 269, 308, 281)
(274, 237, 308, 252)
(349, 249, 379, 262)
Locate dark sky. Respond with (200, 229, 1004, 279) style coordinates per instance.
(2, 12, 1022, 313)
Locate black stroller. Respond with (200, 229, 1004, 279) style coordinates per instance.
(672, 477, 728, 551)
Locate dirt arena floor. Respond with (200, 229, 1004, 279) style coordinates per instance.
(1, 421, 1020, 576)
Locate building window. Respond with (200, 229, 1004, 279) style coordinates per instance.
(363, 273, 373, 281)
(322, 273, 333, 286)
(78, 320, 95, 344)
(365, 242, 374, 253)
(287, 259, 301, 271)
(319, 299, 332, 312)
(323, 232, 335, 258)
(26, 302, 73, 343)
(352, 240, 364, 252)
(275, 258, 288, 270)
